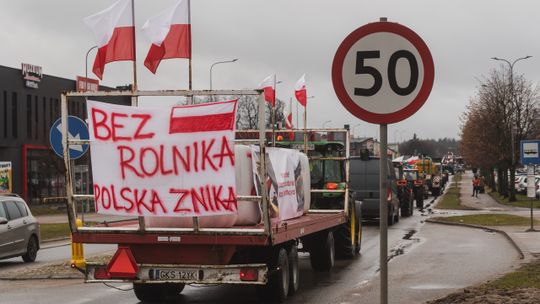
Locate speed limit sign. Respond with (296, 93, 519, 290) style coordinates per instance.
(332, 21, 434, 124)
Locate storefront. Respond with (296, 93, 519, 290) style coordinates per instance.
(0, 64, 129, 204)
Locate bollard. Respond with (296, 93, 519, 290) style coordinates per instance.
(71, 218, 86, 269)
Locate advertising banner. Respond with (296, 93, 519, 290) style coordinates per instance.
(0, 162, 12, 193)
(87, 100, 238, 217)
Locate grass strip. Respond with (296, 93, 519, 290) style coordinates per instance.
(436, 173, 476, 210)
(487, 259, 540, 289)
(489, 191, 540, 209)
(431, 214, 540, 226)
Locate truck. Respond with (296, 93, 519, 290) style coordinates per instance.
(62, 89, 362, 302)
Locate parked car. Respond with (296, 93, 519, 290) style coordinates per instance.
(0, 194, 40, 262)
(350, 157, 400, 225)
(517, 176, 540, 195)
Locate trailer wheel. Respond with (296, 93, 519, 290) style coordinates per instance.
(287, 244, 300, 295)
(335, 201, 362, 258)
(416, 190, 424, 209)
(256, 247, 289, 302)
(387, 205, 395, 226)
(133, 283, 185, 302)
(310, 230, 335, 271)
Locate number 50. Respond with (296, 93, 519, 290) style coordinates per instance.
(355, 50, 419, 97)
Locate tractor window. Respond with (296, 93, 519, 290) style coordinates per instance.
(310, 159, 323, 184)
(324, 160, 342, 182)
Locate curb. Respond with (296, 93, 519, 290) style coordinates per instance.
(425, 218, 525, 260)
(41, 236, 70, 244)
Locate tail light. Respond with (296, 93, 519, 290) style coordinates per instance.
(414, 180, 423, 186)
(325, 182, 338, 190)
(240, 268, 259, 281)
(397, 179, 407, 186)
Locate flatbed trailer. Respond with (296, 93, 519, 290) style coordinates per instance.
(62, 89, 361, 302)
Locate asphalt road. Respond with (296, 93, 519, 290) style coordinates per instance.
(0, 196, 522, 304)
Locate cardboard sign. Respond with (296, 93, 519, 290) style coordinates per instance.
(251, 147, 304, 221)
(0, 162, 12, 193)
(87, 100, 238, 217)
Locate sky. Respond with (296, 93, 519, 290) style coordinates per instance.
(1, 0, 539, 142)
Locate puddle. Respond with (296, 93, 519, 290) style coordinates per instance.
(409, 284, 465, 290)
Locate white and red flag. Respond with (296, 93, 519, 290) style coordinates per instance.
(294, 74, 307, 107)
(259, 74, 276, 106)
(285, 110, 294, 140)
(142, 0, 191, 74)
(169, 100, 236, 134)
(84, 0, 135, 80)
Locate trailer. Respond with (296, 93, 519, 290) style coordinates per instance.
(62, 89, 362, 302)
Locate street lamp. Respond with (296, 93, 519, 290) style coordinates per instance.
(352, 123, 362, 138)
(491, 55, 532, 200)
(322, 120, 332, 129)
(85, 46, 98, 91)
(210, 58, 238, 100)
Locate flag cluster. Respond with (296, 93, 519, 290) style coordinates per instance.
(84, 0, 190, 79)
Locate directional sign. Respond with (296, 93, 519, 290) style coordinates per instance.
(520, 140, 540, 165)
(50, 116, 89, 160)
(332, 21, 434, 124)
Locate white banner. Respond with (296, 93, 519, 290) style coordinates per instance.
(87, 100, 238, 217)
(252, 147, 304, 221)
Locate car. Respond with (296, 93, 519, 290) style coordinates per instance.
(350, 157, 400, 225)
(517, 176, 540, 195)
(0, 194, 40, 262)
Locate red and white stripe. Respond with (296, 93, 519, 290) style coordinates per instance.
(294, 74, 307, 107)
(285, 111, 294, 140)
(142, 0, 191, 74)
(169, 100, 237, 133)
(84, 0, 135, 80)
(259, 74, 276, 106)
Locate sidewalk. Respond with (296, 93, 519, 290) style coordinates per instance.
(438, 171, 540, 260)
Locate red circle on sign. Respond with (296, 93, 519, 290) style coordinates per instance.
(332, 22, 434, 124)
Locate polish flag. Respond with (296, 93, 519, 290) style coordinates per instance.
(84, 0, 135, 80)
(294, 74, 307, 107)
(142, 0, 191, 74)
(259, 74, 276, 106)
(169, 100, 237, 134)
(285, 111, 294, 140)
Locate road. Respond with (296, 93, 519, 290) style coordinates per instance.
(0, 196, 521, 304)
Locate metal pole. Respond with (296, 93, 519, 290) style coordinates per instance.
(379, 123, 388, 304)
(209, 59, 238, 102)
(303, 102, 308, 154)
(271, 75, 276, 147)
(187, 0, 192, 92)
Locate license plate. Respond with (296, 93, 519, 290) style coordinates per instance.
(150, 268, 200, 281)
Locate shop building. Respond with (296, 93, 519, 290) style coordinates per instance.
(0, 64, 129, 204)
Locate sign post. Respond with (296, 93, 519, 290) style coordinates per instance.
(520, 140, 540, 232)
(332, 17, 434, 304)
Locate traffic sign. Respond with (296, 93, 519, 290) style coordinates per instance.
(50, 116, 89, 159)
(520, 140, 540, 165)
(332, 21, 434, 124)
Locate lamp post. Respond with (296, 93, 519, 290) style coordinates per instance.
(491, 55, 532, 201)
(209, 58, 238, 100)
(85, 46, 98, 91)
(352, 123, 362, 138)
(322, 120, 332, 129)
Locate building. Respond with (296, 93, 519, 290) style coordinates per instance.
(0, 64, 129, 204)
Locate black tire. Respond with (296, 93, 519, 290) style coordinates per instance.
(387, 205, 395, 226)
(416, 190, 424, 209)
(393, 206, 400, 223)
(310, 230, 335, 272)
(256, 247, 289, 302)
(133, 283, 185, 302)
(22, 235, 38, 263)
(335, 201, 361, 258)
(287, 244, 300, 295)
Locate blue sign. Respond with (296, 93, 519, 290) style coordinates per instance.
(520, 140, 540, 165)
(50, 116, 89, 160)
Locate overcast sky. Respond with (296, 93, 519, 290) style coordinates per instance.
(2, 0, 539, 142)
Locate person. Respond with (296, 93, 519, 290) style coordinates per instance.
(472, 175, 480, 197)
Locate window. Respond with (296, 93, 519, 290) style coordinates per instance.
(4, 201, 22, 221)
(11, 92, 17, 138)
(1, 91, 6, 138)
(43, 97, 47, 140)
(15, 201, 28, 217)
(0, 202, 6, 219)
(27, 94, 32, 139)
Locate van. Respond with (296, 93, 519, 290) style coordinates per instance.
(350, 157, 400, 225)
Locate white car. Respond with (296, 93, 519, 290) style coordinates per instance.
(0, 194, 40, 262)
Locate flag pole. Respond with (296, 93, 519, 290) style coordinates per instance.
(130, 0, 138, 97)
(272, 75, 276, 147)
(289, 97, 293, 141)
(187, 0, 193, 104)
(131, 0, 145, 232)
(303, 103, 307, 153)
